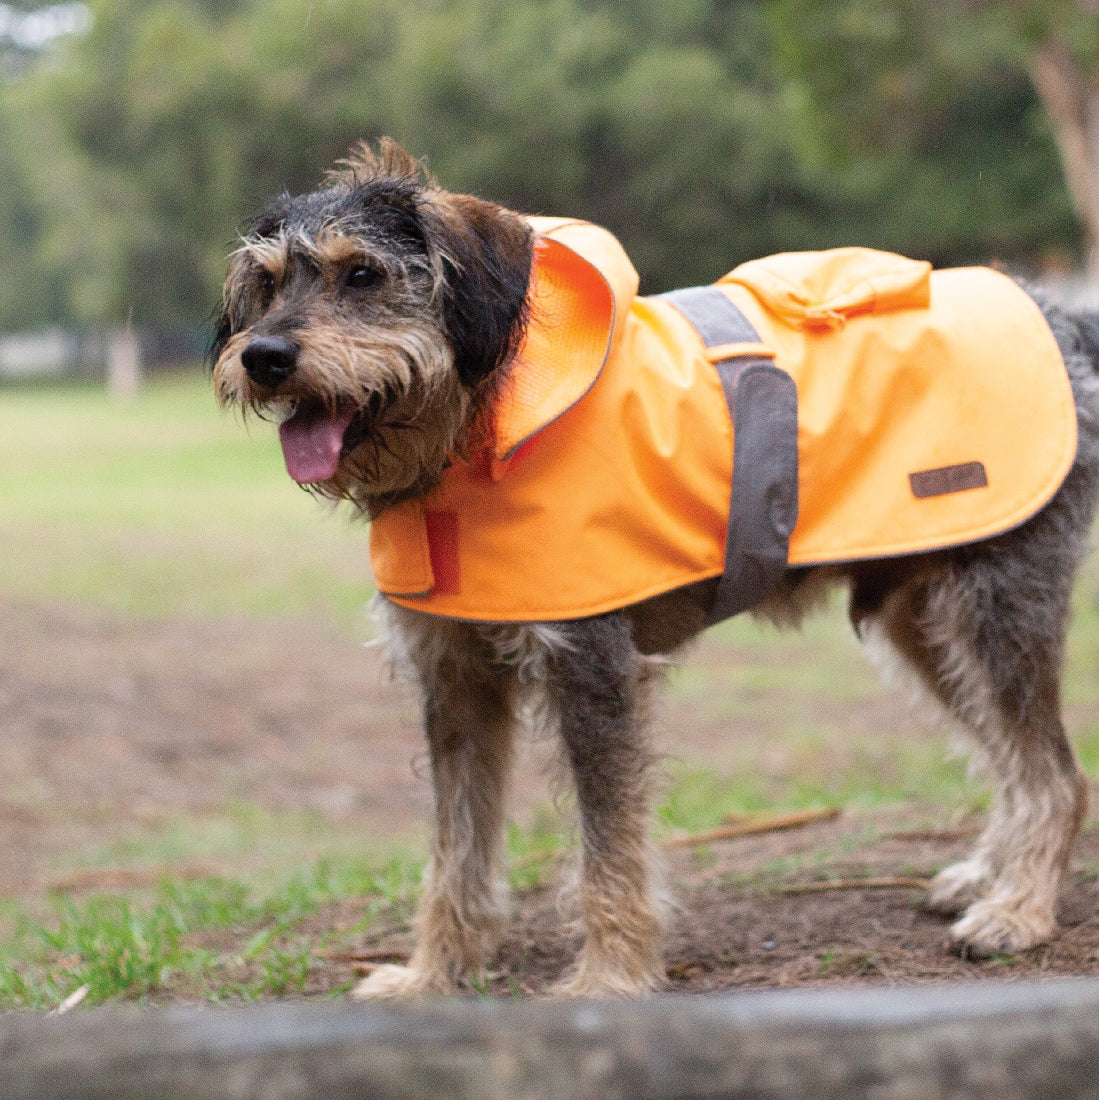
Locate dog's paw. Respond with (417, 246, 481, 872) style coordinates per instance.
(948, 896, 1055, 958)
(350, 963, 451, 1000)
(547, 964, 662, 999)
(926, 858, 993, 916)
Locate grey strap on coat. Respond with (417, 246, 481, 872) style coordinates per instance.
(657, 286, 799, 625)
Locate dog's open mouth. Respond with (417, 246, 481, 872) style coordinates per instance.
(278, 400, 357, 484)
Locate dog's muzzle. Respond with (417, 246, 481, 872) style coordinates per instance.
(242, 335, 299, 389)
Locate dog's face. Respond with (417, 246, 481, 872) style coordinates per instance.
(212, 140, 533, 513)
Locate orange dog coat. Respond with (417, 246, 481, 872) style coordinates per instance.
(369, 219, 1076, 623)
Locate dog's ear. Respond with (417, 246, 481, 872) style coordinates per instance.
(431, 195, 534, 388)
(208, 306, 233, 367)
(209, 253, 248, 367)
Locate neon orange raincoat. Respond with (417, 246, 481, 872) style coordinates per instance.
(369, 219, 1076, 623)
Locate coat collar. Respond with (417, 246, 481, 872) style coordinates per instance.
(490, 218, 639, 465)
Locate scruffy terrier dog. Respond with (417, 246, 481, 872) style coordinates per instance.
(213, 139, 1099, 997)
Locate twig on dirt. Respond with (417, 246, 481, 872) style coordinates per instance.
(774, 877, 930, 895)
(47, 985, 89, 1017)
(660, 807, 842, 851)
(354, 920, 413, 944)
(351, 954, 412, 975)
(48, 863, 224, 893)
(884, 827, 978, 843)
(318, 948, 411, 965)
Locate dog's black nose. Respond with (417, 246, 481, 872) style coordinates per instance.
(241, 335, 299, 388)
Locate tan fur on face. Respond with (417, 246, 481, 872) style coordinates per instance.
(231, 224, 450, 300)
(214, 323, 467, 508)
(213, 222, 469, 508)
(319, 364, 471, 511)
(213, 136, 533, 515)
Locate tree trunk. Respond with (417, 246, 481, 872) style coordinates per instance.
(106, 326, 141, 402)
(1029, 36, 1099, 286)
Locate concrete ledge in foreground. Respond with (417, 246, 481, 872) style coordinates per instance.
(5, 979, 1099, 1099)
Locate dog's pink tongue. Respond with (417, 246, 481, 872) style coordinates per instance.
(279, 404, 357, 484)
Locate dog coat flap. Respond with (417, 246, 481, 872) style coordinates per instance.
(719, 248, 932, 332)
(721, 260, 1077, 563)
(370, 266, 736, 621)
(492, 220, 640, 465)
(370, 497, 435, 598)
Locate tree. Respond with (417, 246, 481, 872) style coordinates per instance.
(7, 0, 817, 320)
(0, 0, 1089, 332)
(769, 0, 1094, 275)
(1025, 1, 1099, 277)
(0, 3, 89, 327)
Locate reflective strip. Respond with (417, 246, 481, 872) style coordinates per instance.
(657, 287, 800, 624)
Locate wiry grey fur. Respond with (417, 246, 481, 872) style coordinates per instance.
(213, 140, 1099, 996)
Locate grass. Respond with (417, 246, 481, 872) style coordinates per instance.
(1, 819, 592, 1008)
(0, 858, 422, 1008)
(3, 373, 1099, 1005)
(0, 373, 406, 1006)
(0, 373, 369, 628)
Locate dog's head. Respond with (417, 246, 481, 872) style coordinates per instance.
(211, 138, 534, 514)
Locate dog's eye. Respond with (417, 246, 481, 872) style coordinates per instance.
(259, 270, 277, 303)
(345, 265, 384, 292)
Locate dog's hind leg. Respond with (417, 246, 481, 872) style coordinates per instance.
(867, 535, 1087, 957)
(353, 616, 517, 998)
(543, 612, 665, 996)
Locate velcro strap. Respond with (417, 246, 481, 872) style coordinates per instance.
(658, 285, 764, 347)
(657, 286, 800, 623)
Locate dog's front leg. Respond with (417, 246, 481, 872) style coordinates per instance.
(548, 614, 664, 996)
(354, 630, 516, 998)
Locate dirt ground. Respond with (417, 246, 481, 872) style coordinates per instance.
(5, 595, 1099, 996)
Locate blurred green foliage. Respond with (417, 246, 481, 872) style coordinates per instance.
(0, 0, 1089, 330)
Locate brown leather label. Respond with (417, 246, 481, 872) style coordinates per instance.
(909, 461, 988, 499)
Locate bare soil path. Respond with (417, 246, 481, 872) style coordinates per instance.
(4, 596, 1099, 995)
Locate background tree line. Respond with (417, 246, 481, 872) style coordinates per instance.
(0, 0, 1094, 336)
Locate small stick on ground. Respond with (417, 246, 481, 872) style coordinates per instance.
(48, 863, 225, 893)
(47, 985, 89, 1017)
(885, 827, 978, 843)
(775, 877, 931, 895)
(660, 807, 842, 851)
(315, 948, 411, 964)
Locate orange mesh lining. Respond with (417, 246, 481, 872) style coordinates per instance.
(493, 237, 616, 460)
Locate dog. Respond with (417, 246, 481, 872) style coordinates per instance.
(212, 138, 1099, 997)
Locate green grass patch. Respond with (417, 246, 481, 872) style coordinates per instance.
(506, 805, 571, 891)
(0, 815, 580, 1008)
(0, 857, 421, 1009)
(58, 802, 421, 890)
(656, 749, 981, 838)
